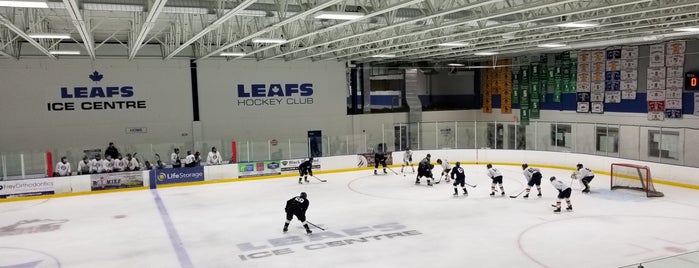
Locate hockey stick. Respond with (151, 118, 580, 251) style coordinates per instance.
(311, 175, 327, 182)
(306, 221, 325, 231)
(465, 182, 478, 188)
(386, 166, 399, 175)
(154, 153, 161, 160)
(509, 188, 526, 198)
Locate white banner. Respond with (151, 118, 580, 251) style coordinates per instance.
(621, 46, 639, 59)
(591, 82, 605, 92)
(577, 72, 590, 83)
(666, 40, 686, 55)
(666, 55, 684, 67)
(606, 60, 620, 71)
(647, 67, 666, 80)
(621, 70, 638, 80)
(577, 82, 591, 92)
(647, 79, 666, 91)
(620, 80, 636, 91)
(578, 51, 591, 63)
(666, 66, 684, 78)
(665, 98, 683, 109)
(578, 63, 590, 74)
(0, 178, 55, 198)
(577, 102, 590, 113)
(621, 90, 637, 100)
(666, 78, 684, 89)
(621, 59, 638, 70)
(591, 92, 605, 102)
(591, 102, 604, 113)
(649, 44, 665, 67)
(647, 90, 666, 101)
(605, 92, 622, 103)
(667, 88, 683, 99)
(591, 50, 606, 63)
(648, 111, 665, 121)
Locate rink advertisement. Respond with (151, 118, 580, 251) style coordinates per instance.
(280, 158, 321, 174)
(154, 166, 205, 185)
(0, 178, 55, 198)
(47, 70, 148, 112)
(356, 152, 394, 168)
(235, 222, 422, 261)
(238, 161, 282, 178)
(90, 171, 144, 190)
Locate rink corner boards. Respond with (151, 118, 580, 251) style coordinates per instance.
(1, 163, 697, 203)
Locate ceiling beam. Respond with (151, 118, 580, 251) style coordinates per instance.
(0, 14, 56, 60)
(230, 0, 424, 61)
(62, 0, 96, 59)
(196, 0, 347, 61)
(163, 0, 257, 60)
(129, 0, 169, 60)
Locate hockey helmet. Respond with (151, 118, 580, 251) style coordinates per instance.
(486, 163, 492, 169)
(309, 157, 314, 161)
(300, 192, 307, 199)
(426, 154, 431, 159)
(522, 163, 528, 170)
(550, 176, 556, 181)
(455, 162, 461, 167)
(576, 163, 583, 169)
(436, 159, 442, 164)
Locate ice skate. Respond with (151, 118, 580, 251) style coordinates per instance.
(523, 194, 529, 199)
(383, 169, 387, 174)
(306, 229, 313, 235)
(566, 205, 573, 211)
(463, 191, 468, 196)
(537, 193, 542, 197)
(305, 178, 310, 183)
(283, 227, 288, 233)
(453, 192, 458, 196)
(490, 192, 495, 196)
(553, 207, 561, 213)
(501, 192, 505, 196)
(374, 170, 377, 175)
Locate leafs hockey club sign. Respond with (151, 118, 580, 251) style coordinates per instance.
(235, 222, 422, 261)
(236, 83, 314, 106)
(47, 71, 147, 111)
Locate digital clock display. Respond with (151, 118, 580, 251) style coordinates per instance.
(688, 72, 699, 90)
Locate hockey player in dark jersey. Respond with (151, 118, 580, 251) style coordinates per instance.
(450, 162, 468, 196)
(298, 158, 313, 184)
(416, 154, 434, 186)
(374, 150, 387, 175)
(283, 192, 312, 235)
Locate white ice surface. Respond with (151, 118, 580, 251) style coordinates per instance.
(1, 165, 698, 268)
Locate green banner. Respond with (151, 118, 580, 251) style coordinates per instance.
(530, 101, 540, 119)
(512, 71, 520, 104)
(539, 81, 547, 102)
(520, 108, 530, 126)
(520, 84, 530, 108)
(553, 91, 562, 102)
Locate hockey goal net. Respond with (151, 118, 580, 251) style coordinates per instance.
(610, 163, 664, 197)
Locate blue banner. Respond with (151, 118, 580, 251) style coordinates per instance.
(152, 166, 205, 185)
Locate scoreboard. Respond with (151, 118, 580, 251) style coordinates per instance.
(688, 72, 699, 90)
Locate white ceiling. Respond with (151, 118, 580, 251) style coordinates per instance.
(0, 0, 698, 63)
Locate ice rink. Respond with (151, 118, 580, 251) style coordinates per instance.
(1, 164, 698, 268)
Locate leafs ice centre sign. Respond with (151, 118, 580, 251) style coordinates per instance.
(236, 83, 314, 106)
(47, 71, 147, 111)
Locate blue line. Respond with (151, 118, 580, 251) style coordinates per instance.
(151, 189, 194, 268)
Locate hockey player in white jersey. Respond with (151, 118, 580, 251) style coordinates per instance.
(55, 156, 71, 176)
(102, 155, 113, 173)
(207, 147, 222, 165)
(113, 154, 125, 172)
(550, 176, 573, 213)
(486, 164, 505, 196)
(436, 159, 452, 183)
(77, 156, 90, 175)
(89, 154, 103, 173)
(401, 148, 414, 174)
(522, 163, 543, 199)
(124, 154, 140, 171)
(572, 163, 595, 193)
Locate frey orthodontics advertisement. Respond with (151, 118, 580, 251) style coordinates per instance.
(238, 161, 282, 178)
(153, 166, 205, 185)
(0, 178, 55, 198)
(90, 171, 144, 191)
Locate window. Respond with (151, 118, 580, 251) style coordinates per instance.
(507, 124, 526, 149)
(648, 130, 679, 160)
(551, 124, 572, 148)
(596, 126, 619, 153)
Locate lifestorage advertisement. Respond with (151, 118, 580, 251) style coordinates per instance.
(280, 158, 321, 174)
(90, 171, 144, 190)
(153, 166, 205, 185)
(238, 161, 282, 178)
(0, 178, 55, 198)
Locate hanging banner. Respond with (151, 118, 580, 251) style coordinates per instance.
(649, 44, 665, 67)
(694, 92, 699, 116)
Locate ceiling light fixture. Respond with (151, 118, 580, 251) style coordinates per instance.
(370, 54, 396, 58)
(28, 33, 70, 39)
(0, 1, 48, 8)
(537, 43, 567, 48)
(251, 38, 287, 44)
(438, 42, 469, 47)
(674, 26, 699, 32)
(313, 11, 364, 20)
(448, 63, 465, 67)
(82, 3, 144, 12)
(474, 52, 498, 56)
(558, 22, 599, 28)
(220, 52, 246, 57)
(49, 50, 80, 55)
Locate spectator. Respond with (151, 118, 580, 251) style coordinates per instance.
(207, 147, 222, 165)
(105, 142, 119, 159)
(77, 156, 90, 175)
(55, 156, 72, 176)
(171, 148, 181, 168)
(184, 150, 196, 167)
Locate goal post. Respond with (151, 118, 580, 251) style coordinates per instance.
(610, 163, 664, 197)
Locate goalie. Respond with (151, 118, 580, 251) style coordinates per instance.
(571, 164, 595, 193)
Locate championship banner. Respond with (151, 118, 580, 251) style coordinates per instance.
(238, 161, 281, 178)
(153, 166, 205, 184)
(280, 158, 320, 174)
(620, 46, 638, 100)
(664, 40, 685, 119)
(530, 101, 540, 119)
(91, 171, 144, 190)
(0, 178, 55, 198)
(649, 44, 665, 67)
(356, 152, 394, 168)
(591, 102, 604, 114)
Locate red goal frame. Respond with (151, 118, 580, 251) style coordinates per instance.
(610, 163, 664, 197)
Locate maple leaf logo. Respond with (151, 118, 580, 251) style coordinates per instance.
(89, 71, 103, 82)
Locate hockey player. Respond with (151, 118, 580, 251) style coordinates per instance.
(487, 164, 505, 196)
(89, 154, 102, 174)
(184, 151, 196, 167)
(572, 163, 595, 193)
(171, 148, 181, 168)
(550, 176, 573, 213)
(283, 192, 312, 235)
(125, 154, 140, 171)
(113, 154, 125, 172)
(522, 163, 543, 198)
(77, 156, 90, 175)
(207, 147, 222, 165)
(450, 162, 468, 196)
(103, 155, 114, 173)
(55, 156, 71, 176)
(436, 159, 452, 183)
(416, 154, 434, 186)
(401, 148, 414, 174)
(374, 149, 387, 175)
(298, 158, 313, 184)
